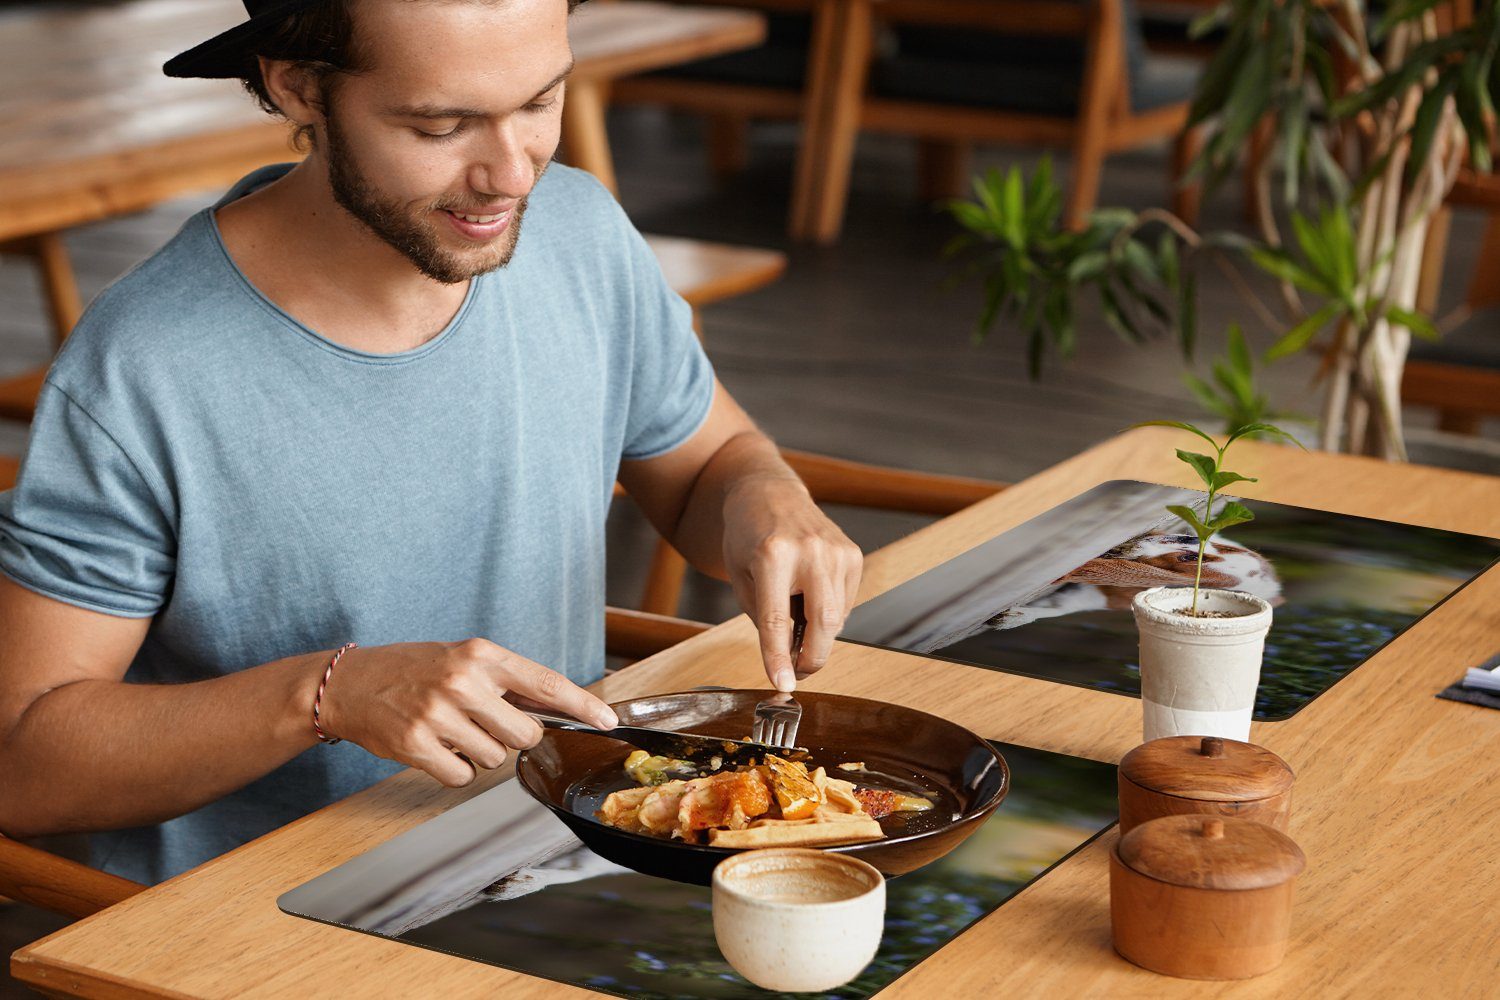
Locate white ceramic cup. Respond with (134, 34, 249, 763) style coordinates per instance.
(712, 848, 886, 992)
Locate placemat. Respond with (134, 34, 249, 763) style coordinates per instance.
(841, 480, 1500, 721)
(280, 741, 1117, 999)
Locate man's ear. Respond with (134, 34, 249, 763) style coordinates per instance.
(258, 56, 326, 129)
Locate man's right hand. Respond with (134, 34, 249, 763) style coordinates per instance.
(315, 638, 618, 788)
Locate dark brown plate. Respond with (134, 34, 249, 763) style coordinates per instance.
(515, 689, 1009, 885)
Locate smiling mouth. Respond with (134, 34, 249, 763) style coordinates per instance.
(447, 210, 508, 223)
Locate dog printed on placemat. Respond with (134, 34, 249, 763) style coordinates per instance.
(987, 533, 1283, 630)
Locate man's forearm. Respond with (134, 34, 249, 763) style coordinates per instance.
(668, 430, 806, 578)
(0, 649, 329, 838)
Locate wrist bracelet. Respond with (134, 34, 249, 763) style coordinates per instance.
(313, 642, 358, 745)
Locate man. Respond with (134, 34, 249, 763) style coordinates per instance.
(0, 0, 862, 885)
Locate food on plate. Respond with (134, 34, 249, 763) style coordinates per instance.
(852, 788, 936, 820)
(623, 749, 696, 786)
(595, 750, 929, 849)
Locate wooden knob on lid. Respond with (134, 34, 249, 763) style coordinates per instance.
(1202, 818, 1225, 839)
(1200, 737, 1225, 759)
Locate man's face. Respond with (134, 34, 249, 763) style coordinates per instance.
(316, 0, 572, 283)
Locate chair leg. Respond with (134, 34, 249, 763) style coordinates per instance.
(1466, 211, 1500, 311)
(708, 113, 750, 179)
(2, 233, 82, 346)
(561, 78, 618, 196)
(639, 538, 690, 617)
(1170, 126, 1203, 228)
(1414, 206, 1452, 316)
(1067, 0, 1124, 229)
(790, 0, 873, 244)
(1243, 115, 1274, 225)
(916, 139, 972, 204)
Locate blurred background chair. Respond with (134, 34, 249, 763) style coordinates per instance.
(1405, 169, 1500, 437)
(615, 0, 1202, 241)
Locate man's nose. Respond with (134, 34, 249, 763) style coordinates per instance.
(468, 122, 534, 197)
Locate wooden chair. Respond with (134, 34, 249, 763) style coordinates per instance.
(614, 0, 1200, 242)
(1404, 168, 1500, 436)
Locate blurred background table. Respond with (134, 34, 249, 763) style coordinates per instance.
(0, 0, 766, 344)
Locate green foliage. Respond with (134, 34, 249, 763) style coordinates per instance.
(1183, 324, 1303, 435)
(944, 159, 1195, 378)
(1188, 0, 1500, 201)
(1133, 419, 1302, 613)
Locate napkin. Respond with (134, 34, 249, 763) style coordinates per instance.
(1437, 651, 1500, 711)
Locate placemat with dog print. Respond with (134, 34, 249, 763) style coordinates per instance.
(841, 480, 1500, 721)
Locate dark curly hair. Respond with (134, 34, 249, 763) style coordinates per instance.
(238, 0, 583, 150)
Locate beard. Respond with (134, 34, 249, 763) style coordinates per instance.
(323, 112, 540, 284)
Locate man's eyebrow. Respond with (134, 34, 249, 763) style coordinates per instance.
(385, 62, 575, 119)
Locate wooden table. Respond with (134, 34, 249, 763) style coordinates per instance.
(0, 0, 765, 337)
(14, 427, 1500, 996)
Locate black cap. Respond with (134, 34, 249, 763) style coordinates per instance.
(163, 0, 317, 79)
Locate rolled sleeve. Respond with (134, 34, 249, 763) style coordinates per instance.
(0, 383, 175, 616)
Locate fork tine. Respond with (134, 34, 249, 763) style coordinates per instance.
(771, 718, 788, 748)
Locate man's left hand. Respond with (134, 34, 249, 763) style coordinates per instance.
(720, 475, 863, 692)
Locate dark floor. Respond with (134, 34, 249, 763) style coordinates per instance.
(0, 106, 1492, 993)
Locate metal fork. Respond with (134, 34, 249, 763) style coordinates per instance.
(751, 693, 803, 749)
(752, 596, 806, 749)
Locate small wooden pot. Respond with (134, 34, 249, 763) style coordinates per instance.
(1118, 735, 1294, 834)
(1111, 814, 1306, 980)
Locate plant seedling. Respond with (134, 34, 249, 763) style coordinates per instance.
(1132, 419, 1302, 615)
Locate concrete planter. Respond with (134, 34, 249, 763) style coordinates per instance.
(1131, 587, 1273, 742)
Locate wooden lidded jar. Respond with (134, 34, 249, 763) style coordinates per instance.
(1118, 735, 1294, 834)
(1110, 815, 1306, 980)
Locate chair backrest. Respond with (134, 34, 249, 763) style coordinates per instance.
(0, 455, 18, 491)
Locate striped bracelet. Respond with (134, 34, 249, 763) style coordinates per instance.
(312, 642, 359, 745)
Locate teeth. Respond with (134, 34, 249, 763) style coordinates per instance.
(453, 211, 504, 223)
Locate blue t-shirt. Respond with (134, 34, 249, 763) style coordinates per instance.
(0, 163, 714, 884)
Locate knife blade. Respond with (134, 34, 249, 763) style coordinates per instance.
(530, 712, 810, 769)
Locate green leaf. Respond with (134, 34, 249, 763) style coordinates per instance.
(1226, 323, 1252, 377)
(1281, 91, 1307, 206)
(1211, 470, 1258, 491)
(1208, 500, 1256, 532)
(1225, 421, 1308, 451)
(1248, 247, 1332, 297)
(1290, 212, 1337, 295)
(1178, 268, 1198, 359)
(1176, 449, 1219, 489)
(1067, 251, 1109, 283)
(1131, 420, 1219, 450)
(1167, 504, 1213, 539)
(1183, 371, 1231, 419)
(1266, 304, 1339, 361)
(1406, 75, 1459, 187)
(1385, 306, 1440, 341)
(1001, 167, 1025, 247)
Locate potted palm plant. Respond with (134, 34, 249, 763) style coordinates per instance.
(946, 1, 1499, 459)
(1129, 419, 1299, 742)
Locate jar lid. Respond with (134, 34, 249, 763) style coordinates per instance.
(1120, 736, 1294, 803)
(1117, 814, 1306, 890)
